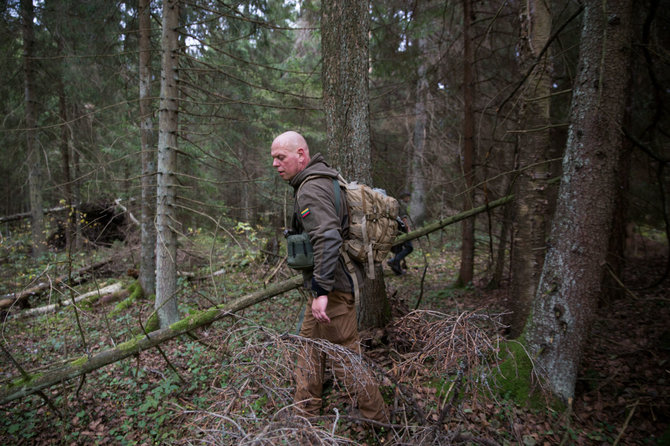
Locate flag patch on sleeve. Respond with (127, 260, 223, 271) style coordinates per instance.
(300, 208, 310, 218)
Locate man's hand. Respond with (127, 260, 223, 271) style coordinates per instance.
(312, 295, 330, 324)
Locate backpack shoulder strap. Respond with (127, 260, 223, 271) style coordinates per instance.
(332, 178, 341, 214)
(297, 175, 343, 216)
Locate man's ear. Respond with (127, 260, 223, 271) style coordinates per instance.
(296, 147, 305, 160)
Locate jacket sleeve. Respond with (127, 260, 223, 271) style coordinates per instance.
(296, 177, 342, 295)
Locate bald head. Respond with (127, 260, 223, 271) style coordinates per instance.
(271, 131, 311, 181)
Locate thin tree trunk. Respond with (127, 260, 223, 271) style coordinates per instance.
(22, 0, 45, 258)
(155, 0, 181, 327)
(57, 86, 73, 254)
(508, 0, 553, 338)
(523, 0, 633, 402)
(457, 0, 476, 286)
(54, 28, 74, 255)
(139, 0, 156, 297)
(409, 37, 428, 227)
(487, 198, 513, 290)
(72, 141, 82, 250)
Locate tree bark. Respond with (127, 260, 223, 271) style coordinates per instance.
(322, 0, 372, 184)
(155, 0, 181, 327)
(21, 0, 45, 258)
(456, 0, 476, 287)
(523, 0, 633, 402)
(508, 0, 553, 338)
(321, 0, 391, 329)
(139, 0, 156, 297)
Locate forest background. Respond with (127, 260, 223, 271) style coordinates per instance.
(0, 0, 669, 444)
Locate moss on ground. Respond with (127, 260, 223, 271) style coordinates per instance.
(493, 340, 561, 411)
(111, 281, 145, 315)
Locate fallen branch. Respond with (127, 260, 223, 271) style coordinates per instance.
(12, 283, 124, 320)
(613, 399, 639, 446)
(113, 198, 139, 227)
(393, 194, 513, 246)
(0, 259, 111, 309)
(0, 205, 71, 224)
(0, 275, 303, 405)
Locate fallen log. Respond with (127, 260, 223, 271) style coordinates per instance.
(0, 275, 303, 405)
(0, 259, 111, 309)
(0, 206, 70, 224)
(392, 194, 513, 246)
(12, 283, 124, 320)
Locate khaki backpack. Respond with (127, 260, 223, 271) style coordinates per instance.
(294, 174, 399, 282)
(336, 175, 399, 279)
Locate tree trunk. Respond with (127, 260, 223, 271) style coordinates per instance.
(321, 0, 390, 329)
(523, 0, 633, 402)
(57, 84, 73, 254)
(508, 0, 553, 338)
(139, 0, 156, 297)
(21, 0, 45, 258)
(155, 0, 181, 327)
(409, 37, 428, 227)
(72, 141, 82, 250)
(456, 0, 476, 286)
(322, 0, 372, 183)
(487, 197, 513, 290)
(53, 29, 74, 255)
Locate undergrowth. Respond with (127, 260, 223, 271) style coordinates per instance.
(0, 224, 667, 444)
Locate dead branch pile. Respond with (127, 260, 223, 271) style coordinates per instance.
(387, 310, 504, 377)
(179, 311, 506, 445)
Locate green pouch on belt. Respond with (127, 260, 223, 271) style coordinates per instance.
(286, 232, 314, 270)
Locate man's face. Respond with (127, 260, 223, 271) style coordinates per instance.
(271, 145, 304, 181)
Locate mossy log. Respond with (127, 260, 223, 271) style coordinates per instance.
(0, 275, 303, 405)
(392, 194, 513, 246)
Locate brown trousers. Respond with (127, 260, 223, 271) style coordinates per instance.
(294, 290, 389, 423)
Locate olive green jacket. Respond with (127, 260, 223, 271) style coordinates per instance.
(289, 154, 360, 297)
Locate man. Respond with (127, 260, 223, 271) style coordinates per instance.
(271, 130, 389, 424)
(387, 191, 413, 275)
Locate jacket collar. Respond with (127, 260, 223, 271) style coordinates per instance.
(289, 153, 338, 189)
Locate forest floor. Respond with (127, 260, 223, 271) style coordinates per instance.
(0, 226, 668, 445)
